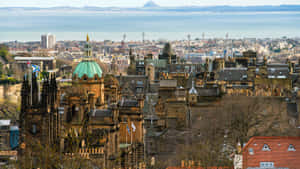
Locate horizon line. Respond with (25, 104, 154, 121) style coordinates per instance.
(1, 4, 300, 9)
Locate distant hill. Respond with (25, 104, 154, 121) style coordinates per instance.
(1, 4, 300, 13)
(143, 1, 160, 8)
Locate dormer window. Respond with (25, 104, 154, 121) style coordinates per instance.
(248, 148, 254, 155)
(288, 144, 296, 151)
(262, 144, 271, 151)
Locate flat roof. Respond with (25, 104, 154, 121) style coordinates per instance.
(14, 57, 55, 61)
(0, 120, 10, 126)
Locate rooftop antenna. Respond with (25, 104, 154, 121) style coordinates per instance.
(187, 34, 191, 62)
(142, 32, 145, 56)
(122, 33, 126, 49)
(225, 33, 229, 60)
(123, 33, 126, 42)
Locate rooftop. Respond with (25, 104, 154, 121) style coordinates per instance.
(73, 59, 102, 79)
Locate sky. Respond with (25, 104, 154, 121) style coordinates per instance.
(1, 0, 300, 7)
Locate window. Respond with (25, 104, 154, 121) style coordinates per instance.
(262, 144, 271, 151)
(136, 81, 143, 85)
(260, 162, 274, 168)
(32, 124, 37, 134)
(248, 148, 254, 155)
(288, 144, 296, 151)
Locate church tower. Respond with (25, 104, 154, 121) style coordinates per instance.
(72, 34, 105, 107)
(19, 73, 59, 168)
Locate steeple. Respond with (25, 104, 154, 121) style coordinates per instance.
(189, 79, 198, 95)
(86, 34, 90, 42)
(21, 75, 30, 112)
(31, 72, 39, 107)
(85, 34, 92, 57)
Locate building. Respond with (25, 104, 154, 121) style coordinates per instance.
(0, 120, 19, 151)
(19, 35, 145, 168)
(41, 34, 56, 49)
(243, 136, 300, 169)
(19, 73, 59, 168)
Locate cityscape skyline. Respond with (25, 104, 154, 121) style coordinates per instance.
(1, 0, 300, 168)
(1, 0, 300, 8)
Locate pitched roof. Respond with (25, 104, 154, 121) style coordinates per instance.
(243, 136, 300, 151)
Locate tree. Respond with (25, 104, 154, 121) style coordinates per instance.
(169, 96, 297, 168)
(0, 45, 9, 63)
(223, 96, 298, 147)
(0, 62, 3, 76)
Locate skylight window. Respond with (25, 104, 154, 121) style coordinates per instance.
(262, 144, 271, 151)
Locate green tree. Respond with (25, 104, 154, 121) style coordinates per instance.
(0, 63, 3, 76)
(0, 45, 9, 63)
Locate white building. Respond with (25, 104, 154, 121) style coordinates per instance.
(41, 34, 56, 49)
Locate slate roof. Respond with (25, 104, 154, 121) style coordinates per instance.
(119, 100, 139, 107)
(266, 66, 289, 78)
(92, 109, 112, 117)
(146, 59, 167, 68)
(160, 80, 177, 87)
(217, 68, 248, 81)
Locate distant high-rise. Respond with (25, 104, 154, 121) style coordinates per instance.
(41, 34, 56, 49)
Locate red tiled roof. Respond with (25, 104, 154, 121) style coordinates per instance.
(243, 136, 300, 151)
(166, 167, 232, 169)
(243, 136, 300, 169)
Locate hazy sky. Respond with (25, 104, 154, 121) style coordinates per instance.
(1, 0, 300, 7)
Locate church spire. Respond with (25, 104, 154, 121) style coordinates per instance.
(85, 34, 92, 57)
(86, 34, 90, 42)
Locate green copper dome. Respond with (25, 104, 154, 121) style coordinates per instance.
(73, 60, 102, 79)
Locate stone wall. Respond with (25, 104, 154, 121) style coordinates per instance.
(0, 84, 21, 104)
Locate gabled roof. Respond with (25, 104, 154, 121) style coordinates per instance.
(243, 136, 300, 152)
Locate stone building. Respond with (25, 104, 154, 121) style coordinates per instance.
(19, 36, 145, 169)
(19, 73, 60, 168)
